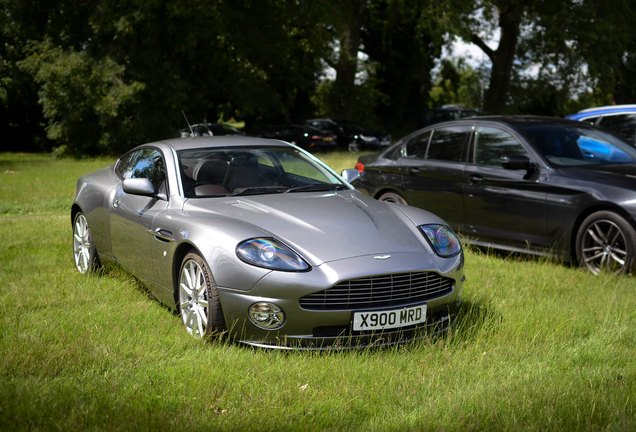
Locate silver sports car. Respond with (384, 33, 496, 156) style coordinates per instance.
(72, 136, 465, 349)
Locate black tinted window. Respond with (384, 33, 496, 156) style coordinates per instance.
(405, 130, 431, 158)
(599, 114, 636, 143)
(474, 126, 528, 166)
(426, 126, 471, 162)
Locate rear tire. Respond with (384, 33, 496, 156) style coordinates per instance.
(576, 211, 636, 275)
(378, 192, 407, 205)
(178, 251, 226, 337)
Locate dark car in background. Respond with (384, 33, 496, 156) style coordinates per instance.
(260, 124, 337, 151)
(567, 105, 636, 144)
(417, 105, 480, 129)
(347, 116, 636, 275)
(180, 123, 246, 138)
(304, 119, 391, 153)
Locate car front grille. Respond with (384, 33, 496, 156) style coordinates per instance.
(299, 272, 454, 311)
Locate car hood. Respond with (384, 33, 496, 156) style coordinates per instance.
(182, 190, 434, 264)
(561, 164, 636, 190)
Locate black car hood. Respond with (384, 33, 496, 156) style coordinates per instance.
(561, 163, 636, 189)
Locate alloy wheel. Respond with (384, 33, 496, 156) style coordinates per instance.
(179, 259, 209, 337)
(580, 219, 628, 275)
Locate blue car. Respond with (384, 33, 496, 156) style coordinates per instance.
(566, 105, 636, 144)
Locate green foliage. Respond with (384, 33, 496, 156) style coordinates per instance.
(18, 41, 145, 156)
(429, 59, 484, 109)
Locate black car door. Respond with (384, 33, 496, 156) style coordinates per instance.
(110, 148, 169, 276)
(400, 125, 472, 233)
(463, 125, 548, 250)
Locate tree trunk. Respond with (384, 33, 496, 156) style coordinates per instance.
(332, 0, 365, 119)
(472, 5, 523, 115)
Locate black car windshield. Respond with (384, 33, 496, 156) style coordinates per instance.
(519, 124, 636, 167)
(178, 146, 346, 198)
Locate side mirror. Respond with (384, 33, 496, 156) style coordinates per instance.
(122, 178, 156, 196)
(501, 155, 533, 171)
(341, 169, 360, 183)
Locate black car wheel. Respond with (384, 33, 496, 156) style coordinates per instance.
(576, 211, 636, 275)
(348, 140, 361, 153)
(378, 192, 407, 205)
(72, 212, 100, 274)
(178, 251, 226, 337)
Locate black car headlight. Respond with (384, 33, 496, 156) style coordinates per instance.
(419, 224, 461, 257)
(236, 238, 311, 271)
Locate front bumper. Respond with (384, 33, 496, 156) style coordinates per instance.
(216, 252, 464, 349)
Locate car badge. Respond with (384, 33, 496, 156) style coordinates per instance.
(373, 255, 391, 260)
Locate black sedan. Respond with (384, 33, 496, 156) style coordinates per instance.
(304, 119, 392, 152)
(348, 116, 636, 275)
(260, 124, 337, 151)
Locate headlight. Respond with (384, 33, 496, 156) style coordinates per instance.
(420, 224, 461, 257)
(236, 238, 310, 271)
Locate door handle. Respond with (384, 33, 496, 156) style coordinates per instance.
(406, 167, 420, 175)
(150, 227, 174, 242)
(469, 174, 483, 184)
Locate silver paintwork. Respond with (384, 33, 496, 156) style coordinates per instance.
(72, 136, 465, 348)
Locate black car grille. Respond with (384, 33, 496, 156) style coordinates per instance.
(299, 272, 454, 311)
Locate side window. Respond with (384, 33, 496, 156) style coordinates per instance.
(598, 114, 636, 143)
(426, 125, 471, 162)
(118, 148, 167, 192)
(115, 152, 137, 178)
(405, 130, 432, 158)
(473, 126, 529, 166)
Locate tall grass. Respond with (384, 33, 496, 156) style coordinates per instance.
(1, 152, 635, 431)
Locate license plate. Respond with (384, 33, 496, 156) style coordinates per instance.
(322, 137, 333, 141)
(352, 304, 427, 331)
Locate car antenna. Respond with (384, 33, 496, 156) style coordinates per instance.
(182, 110, 194, 136)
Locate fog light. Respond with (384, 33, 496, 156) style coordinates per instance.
(248, 302, 285, 330)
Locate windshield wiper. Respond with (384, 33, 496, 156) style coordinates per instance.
(227, 186, 288, 197)
(283, 183, 349, 193)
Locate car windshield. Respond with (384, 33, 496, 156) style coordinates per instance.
(178, 146, 347, 198)
(518, 124, 636, 167)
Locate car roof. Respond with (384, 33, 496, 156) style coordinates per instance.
(566, 105, 636, 120)
(146, 135, 291, 152)
(433, 115, 586, 128)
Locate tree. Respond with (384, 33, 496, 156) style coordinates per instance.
(451, 0, 636, 115)
(6, 0, 333, 155)
(362, 0, 447, 134)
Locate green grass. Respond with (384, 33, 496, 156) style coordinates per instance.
(1, 152, 636, 431)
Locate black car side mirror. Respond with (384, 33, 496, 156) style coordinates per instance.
(501, 155, 534, 171)
(122, 178, 156, 196)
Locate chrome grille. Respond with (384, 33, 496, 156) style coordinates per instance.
(299, 272, 453, 311)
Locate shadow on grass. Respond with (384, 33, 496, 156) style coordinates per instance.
(461, 239, 575, 270)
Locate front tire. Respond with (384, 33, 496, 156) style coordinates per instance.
(576, 211, 636, 275)
(178, 252, 225, 337)
(378, 192, 407, 205)
(72, 212, 99, 274)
